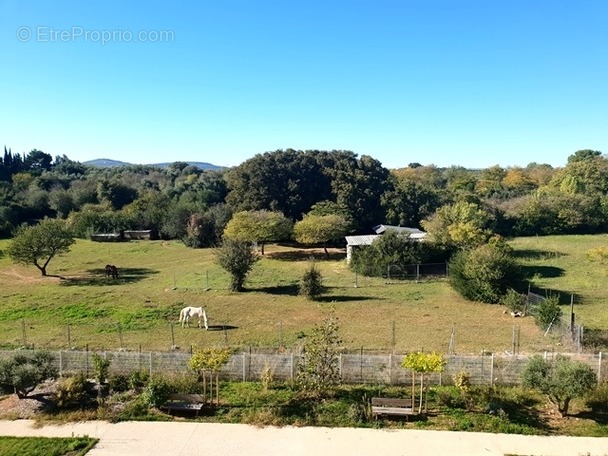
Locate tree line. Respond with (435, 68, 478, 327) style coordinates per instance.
(2, 146, 607, 244)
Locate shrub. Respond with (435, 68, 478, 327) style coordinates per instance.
(108, 373, 130, 394)
(299, 262, 324, 300)
(260, 362, 275, 392)
(129, 370, 150, 392)
(91, 353, 111, 385)
(501, 289, 527, 314)
(585, 382, 608, 414)
(449, 243, 524, 304)
(533, 295, 562, 331)
(215, 238, 259, 291)
(54, 374, 91, 409)
(435, 386, 467, 409)
(586, 246, 608, 263)
(142, 377, 172, 408)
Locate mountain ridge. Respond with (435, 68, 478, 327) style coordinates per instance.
(83, 158, 224, 171)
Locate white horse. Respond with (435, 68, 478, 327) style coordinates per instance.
(179, 306, 209, 330)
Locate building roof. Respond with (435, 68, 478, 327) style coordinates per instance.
(372, 224, 424, 235)
(345, 235, 380, 246)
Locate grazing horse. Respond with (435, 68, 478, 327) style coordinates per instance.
(105, 264, 118, 279)
(179, 306, 209, 330)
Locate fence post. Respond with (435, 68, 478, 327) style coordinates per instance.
(59, 350, 63, 377)
(388, 354, 392, 385)
(599, 352, 603, 384)
(149, 352, 153, 377)
(339, 353, 343, 382)
(360, 347, 364, 383)
(242, 353, 246, 382)
(490, 353, 494, 387)
(291, 353, 295, 382)
(169, 322, 175, 350)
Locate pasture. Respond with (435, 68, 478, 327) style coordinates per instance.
(0, 235, 606, 354)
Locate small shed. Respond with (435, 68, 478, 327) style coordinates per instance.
(345, 225, 427, 263)
(90, 233, 123, 242)
(345, 234, 380, 263)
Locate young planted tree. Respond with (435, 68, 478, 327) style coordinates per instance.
(522, 355, 596, 417)
(401, 352, 446, 413)
(188, 347, 231, 405)
(216, 238, 259, 291)
(534, 295, 563, 332)
(91, 353, 111, 404)
(297, 315, 342, 394)
(8, 218, 75, 276)
(299, 261, 324, 301)
(0, 351, 57, 398)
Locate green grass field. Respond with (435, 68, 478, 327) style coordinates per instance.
(0, 235, 606, 354)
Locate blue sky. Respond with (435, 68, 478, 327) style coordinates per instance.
(1, 0, 606, 169)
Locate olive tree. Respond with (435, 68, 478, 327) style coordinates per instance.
(522, 355, 596, 417)
(0, 351, 57, 398)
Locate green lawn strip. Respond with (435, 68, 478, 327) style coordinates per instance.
(0, 436, 97, 456)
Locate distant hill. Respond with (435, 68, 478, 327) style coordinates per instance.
(83, 158, 224, 171)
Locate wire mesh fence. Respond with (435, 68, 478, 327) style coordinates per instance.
(386, 262, 448, 281)
(526, 289, 584, 352)
(1, 349, 605, 387)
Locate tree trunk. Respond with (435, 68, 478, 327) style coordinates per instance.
(216, 372, 219, 405)
(202, 372, 207, 402)
(419, 373, 424, 414)
(323, 245, 329, 259)
(34, 262, 47, 276)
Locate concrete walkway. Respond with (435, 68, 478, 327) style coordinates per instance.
(1, 420, 608, 456)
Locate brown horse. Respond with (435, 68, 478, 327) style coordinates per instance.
(105, 264, 118, 279)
